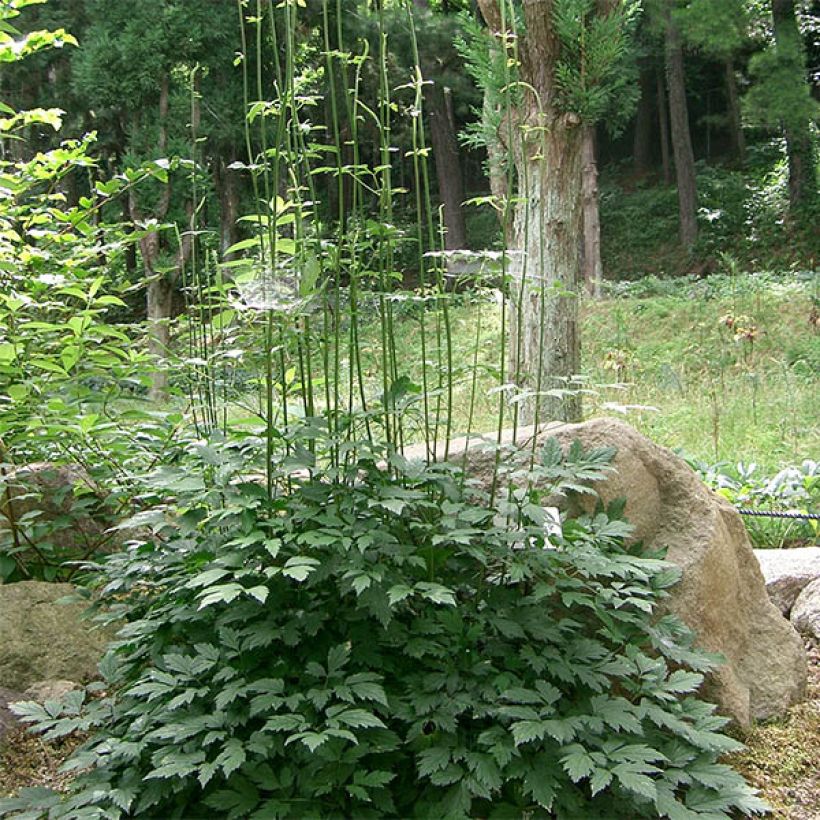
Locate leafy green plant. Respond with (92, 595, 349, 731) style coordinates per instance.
(0, 0, 199, 582)
(696, 459, 819, 548)
(3, 438, 766, 819)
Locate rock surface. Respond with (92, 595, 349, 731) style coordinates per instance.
(0, 581, 109, 691)
(22, 679, 80, 704)
(0, 687, 23, 739)
(791, 578, 820, 641)
(0, 463, 112, 564)
(418, 418, 807, 726)
(753, 547, 820, 616)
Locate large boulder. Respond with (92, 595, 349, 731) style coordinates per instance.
(0, 463, 112, 569)
(423, 418, 807, 726)
(0, 581, 110, 691)
(753, 547, 820, 616)
(0, 687, 23, 739)
(791, 577, 820, 641)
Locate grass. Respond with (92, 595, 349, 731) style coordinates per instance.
(351, 271, 818, 475)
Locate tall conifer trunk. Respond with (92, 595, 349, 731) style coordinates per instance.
(581, 127, 603, 297)
(656, 67, 672, 184)
(415, 0, 468, 250)
(216, 155, 240, 259)
(633, 62, 654, 175)
(664, 4, 698, 249)
(427, 85, 468, 249)
(772, 0, 817, 211)
(724, 58, 746, 163)
(478, 0, 584, 424)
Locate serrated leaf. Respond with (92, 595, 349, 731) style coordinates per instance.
(414, 581, 456, 606)
(246, 585, 269, 604)
(333, 708, 385, 729)
(589, 767, 613, 797)
(511, 720, 546, 745)
(561, 746, 595, 782)
(216, 739, 246, 778)
(614, 766, 657, 800)
(417, 746, 450, 777)
(387, 584, 413, 605)
(282, 556, 321, 582)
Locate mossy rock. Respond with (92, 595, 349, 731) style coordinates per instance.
(0, 582, 110, 691)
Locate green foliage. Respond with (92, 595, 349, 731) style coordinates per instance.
(0, 0, 185, 582)
(453, 9, 515, 173)
(744, 17, 818, 133)
(674, 0, 750, 58)
(2, 438, 767, 819)
(695, 459, 818, 548)
(600, 148, 819, 278)
(553, 0, 641, 132)
(0, 465, 119, 583)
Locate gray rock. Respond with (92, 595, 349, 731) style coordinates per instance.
(22, 679, 80, 704)
(412, 418, 807, 726)
(0, 581, 110, 691)
(0, 462, 113, 562)
(791, 577, 820, 641)
(753, 547, 820, 616)
(0, 686, 23, 739)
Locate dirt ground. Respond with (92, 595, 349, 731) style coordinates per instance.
(727, 638, 820, 820)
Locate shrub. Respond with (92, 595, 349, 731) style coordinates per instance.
(3, 438, 766, 819)
(696, 459, 819, 549)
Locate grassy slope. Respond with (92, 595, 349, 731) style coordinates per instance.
(358, 273, 818, 475)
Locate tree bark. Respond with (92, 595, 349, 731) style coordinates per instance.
(413, 0, 468, 250)
(771, 0, 817, 211)
(216, 155, 240, 259)
(656, 67, 672, 185)
(724, 58, 746, 163)
(664, 5, 698, 250)
(633, 61, 654, 176)
(506, 112, 584, 423)
(129, 76, 175, 401)
(581, 127, 603, 298)
(427, 84, 468, 250)
(478, 0, 583, 424)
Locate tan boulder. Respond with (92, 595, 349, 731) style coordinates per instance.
(415, 418, 807, 726)
(791, 577, 820, 641)
(22, 679, 81, 704)
(0, 581, 110, 691)
(0, 463, 115, 572)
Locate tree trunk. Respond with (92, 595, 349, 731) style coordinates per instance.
(772, 0, 817, 211)
(656, 67, 672, 185)
(122, 199, 137, 274)
(724, 58, 746, 163)
(129, 76, 175, 401)
(427, 85, 468, 250)
(412, 0, 468, 249)
(507, 113, 584, 423)
(664, 6, 698, 250)
(478, 0, 584, 425)
(581, 127, 603, 298)
(145, 271, 174, 401)
(633, 61, 654, 175)
(216, 155, 240, 259)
